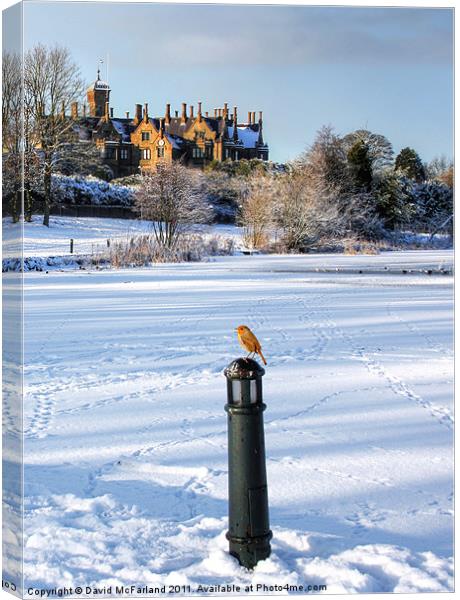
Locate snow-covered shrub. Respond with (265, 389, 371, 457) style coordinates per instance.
(51, 174, 135, 207)
(373, 174, 453, 234)
(105, 233, 234, 267)
(409, 180, 453, 233)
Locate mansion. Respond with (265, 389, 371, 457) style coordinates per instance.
(72, 71, 269, 176)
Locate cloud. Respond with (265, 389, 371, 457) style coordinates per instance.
(100, 5, 453, 69)
(25, 4, 452, 71)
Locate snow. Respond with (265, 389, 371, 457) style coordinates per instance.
(2, 217, 247, 270)
(111, 120, 132, 142)
(3, 240, 453, 592)
(166, 134, 184, 150)
(51, 175, 135, 207)
(2, 216, 453, 270)
(227, 126, 259, 148)
(3, 216, 153, 259)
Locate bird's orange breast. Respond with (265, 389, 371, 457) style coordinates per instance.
(238, 331, 260, 352)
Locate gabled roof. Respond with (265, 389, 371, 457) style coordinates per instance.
(165, 117, 193, 137)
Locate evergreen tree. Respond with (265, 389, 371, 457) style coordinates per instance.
(395, 147, 425, 182)
(343, 129, 394, 175)
(373, 173, 412, 230)
(347, 139, 373, 191)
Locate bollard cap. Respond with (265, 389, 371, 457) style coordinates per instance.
(224, 358, 265, 380)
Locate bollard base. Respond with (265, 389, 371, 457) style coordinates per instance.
(226, 531, 272, 570)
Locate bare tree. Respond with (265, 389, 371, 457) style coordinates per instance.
(425, 156, 453, 188)
(298, 125, 350, 193)
(279, 127, 351, 251)
(24, 44, 84, 226)
(238, 174, 275, 250)
(134, 162, 211, 250)
(274, 127, 378, 251)
(2, 52, 23, 221)
(275, 168, 345, 251)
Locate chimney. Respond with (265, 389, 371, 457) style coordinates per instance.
(159, 117, 164, 137)
(205, 111, 209, 117)
(223, 102, 228, 120)
(248, 111, 252, 125)
(190, 105, 194, 119)
(126, 111, 130, 119)
(214, 108, 218, 118)
(175, 110, 179, 118)
(181, 102, 187, 123)
(197, 101, 202, 122)
(258, 111, 264, 145)
(252, 111, 256, 124)
(104, 101, 110, 121)
(218, 108, 222, 118)
(143, 103, 149, 122)
(165, 103, 171, 125)
(110, 107, 114, 118)
(233, 106, 238, 141)
(83, 104, 86, 117)
(71, 102, 78, 119)
(134, 103, 142, 124)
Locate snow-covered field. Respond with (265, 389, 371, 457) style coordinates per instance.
(3, 242, 452, 594)
(2, 216, 244, 259)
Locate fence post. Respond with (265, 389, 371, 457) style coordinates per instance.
(70, 239, 74, 254)
(224, 358, 272, 569)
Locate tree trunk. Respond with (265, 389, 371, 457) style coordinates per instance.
(12, 189, 21, 223)
(43, 161, 52, 227)
(24, 187, 33, 222)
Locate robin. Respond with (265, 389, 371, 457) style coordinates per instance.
(235, 325, 267, 365)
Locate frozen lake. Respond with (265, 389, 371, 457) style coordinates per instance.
(9, 251, 454, 592)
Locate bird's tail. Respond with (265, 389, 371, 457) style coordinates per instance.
(258, 350, 267, 366)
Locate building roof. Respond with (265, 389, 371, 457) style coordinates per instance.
(166, 134, 184, 150)
(77, 108, 265, 150)
(87, 70, 111, 93)
(227, 125, 260, 148)
(111, 118, 135, 142)
(165, 117, 193, 137)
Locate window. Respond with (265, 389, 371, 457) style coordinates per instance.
(141, 132, 150, 141)
(120, 148, 128, 160)
(193, 147, 205, 158)
(142, 148, 151, 160)
(104, 147, 115, 159)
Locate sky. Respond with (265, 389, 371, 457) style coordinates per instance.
(15, 1, 454, 164)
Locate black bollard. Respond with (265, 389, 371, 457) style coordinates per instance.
(224, 357, 272, 569)
(70, 238, 74, 254)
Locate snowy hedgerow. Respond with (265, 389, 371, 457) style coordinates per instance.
(51, 174, 135, 207)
